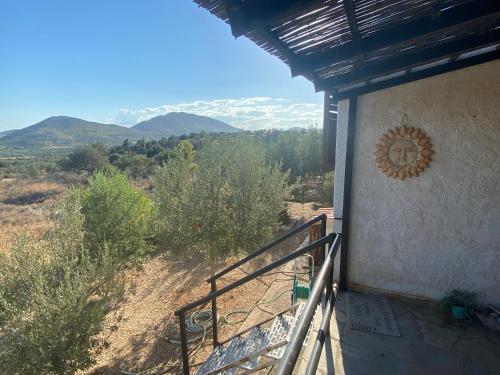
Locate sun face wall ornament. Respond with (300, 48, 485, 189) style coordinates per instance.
(375, 115, 433, 180)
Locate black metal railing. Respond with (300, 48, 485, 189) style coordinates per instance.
(275, 233, 342, 375)
(174, 228, 333, 375)
(208, 214, 327, 282)
(205, 213, 327, 349)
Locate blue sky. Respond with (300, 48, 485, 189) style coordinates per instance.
(0, 0, 322, 131)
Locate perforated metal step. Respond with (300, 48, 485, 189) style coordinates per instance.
(196, 303, 307, 375)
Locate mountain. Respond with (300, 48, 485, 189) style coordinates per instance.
(0, 129, 18, 138)
(0, 113, 238, 149)
(132, 112, 239, 137)
(0, 116, 134, 148)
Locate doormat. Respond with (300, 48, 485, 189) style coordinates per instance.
(346, 293, 400, 337)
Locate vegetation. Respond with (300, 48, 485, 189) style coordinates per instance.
(439, 289, 477, 319)
(59, 143, 109, 172)
(81, 167, 153, 264)
(0, 126, 331, 373)
(153, 137, 292, 265)
(0, 168, 153, 374)
(108, 128, 323, 180)
(318, 171, 334, 206)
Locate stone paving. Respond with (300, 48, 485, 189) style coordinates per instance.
(297, 292, 500, 375)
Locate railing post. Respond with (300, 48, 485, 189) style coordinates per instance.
(325, 238, 333, 306)
(320, 215, 328, 307)
(320, 215, 327, 265)
(210, 279, 218, 348)
(178, 311, 190, 375)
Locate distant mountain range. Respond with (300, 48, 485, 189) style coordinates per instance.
(0, 113, 239, 149)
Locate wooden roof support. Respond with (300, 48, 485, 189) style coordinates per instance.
(342, 0, 359, 42)
(225, 0, 330, 38)
(315, 28, 500, 91)
(291, 0, 500, 77)
(332, 49, 500, 100)
(223, 0, 320, 82)
(322, 92, 337, 172)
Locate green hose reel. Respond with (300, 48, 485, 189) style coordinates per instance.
(293, 276, 310, 300)
(291, 254, 314, 304)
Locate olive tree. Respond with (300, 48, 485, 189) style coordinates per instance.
(153, 137, 292, 267)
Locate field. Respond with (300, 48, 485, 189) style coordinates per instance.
(0, 172, 319, 374)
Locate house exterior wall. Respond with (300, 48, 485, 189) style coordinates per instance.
(335, 60, 500, 304)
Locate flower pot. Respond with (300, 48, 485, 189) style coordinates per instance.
(451, 305, 466, 320)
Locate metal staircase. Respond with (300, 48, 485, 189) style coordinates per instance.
(197, 303, 306, 375)
(174, 215, 340, 375)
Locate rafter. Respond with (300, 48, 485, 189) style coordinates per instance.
(342, 0, 359, 42)
(291, 0, 500, 77)
(225, 0, 331, 38)
(331, 49, 500, 99)
(315, 29, 500, 91)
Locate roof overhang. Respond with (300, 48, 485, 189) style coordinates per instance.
(194, 0, 500, 99)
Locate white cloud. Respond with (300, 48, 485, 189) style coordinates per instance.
(107, 97, 322, 130)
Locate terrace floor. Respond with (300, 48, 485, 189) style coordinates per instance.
(298, 292, 500, 375)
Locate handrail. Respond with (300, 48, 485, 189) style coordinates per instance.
(275, 233, 342, 375)
(175, 233, 334, 375)
(207, 214, 327, 282)
(175, 234, 333, 315)
(305, 286, 337, 375)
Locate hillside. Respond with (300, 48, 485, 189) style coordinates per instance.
(0, 129, 18, 138)
(0, 113, 238, 149)
(132, 112, 238, 137)
(0, 116, 135, 148)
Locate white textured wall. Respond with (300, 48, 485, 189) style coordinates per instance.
(344, 60, 500, 304)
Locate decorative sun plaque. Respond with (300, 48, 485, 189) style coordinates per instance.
(375, 115, 433, 180)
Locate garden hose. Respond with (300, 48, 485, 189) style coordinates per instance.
(127, 271, 297, 374)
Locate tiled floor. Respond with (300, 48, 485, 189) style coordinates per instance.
(298, 292, 500, 375)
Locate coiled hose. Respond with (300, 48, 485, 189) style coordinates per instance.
(166, 310, 214, 344)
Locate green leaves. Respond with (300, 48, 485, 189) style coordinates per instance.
(81, 166, 153, 264)
(153, 136, 292, 265)
(0, 167, 153, 374)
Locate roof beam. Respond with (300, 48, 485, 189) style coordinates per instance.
(315, 28, 500, 90)
(291, 0, 500, 76)
(255, 26, 320, 83)
(342, 0, 359, 41)
(332, 49, 500, 100)
(225, 0, 330, 38)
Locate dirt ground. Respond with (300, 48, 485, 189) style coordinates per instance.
(86, 202, 319, 375)
(0, 177, 66, 252)
(0, 176, 321, 374)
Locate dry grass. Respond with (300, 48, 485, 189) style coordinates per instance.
(0, 175, 321, 374)
(85, 204, 317, 375)
(0, 178, 67, 252)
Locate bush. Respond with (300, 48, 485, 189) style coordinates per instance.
(153, 137, 291, 265)
(81, 166, 153, 264)
(0, 193, 119, 374)
(318, 171, 334, 206)
(59, 143, 109, 172)
(111, 153, 153, 178)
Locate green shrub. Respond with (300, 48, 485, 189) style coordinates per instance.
(153, 137, 291, 265)
(111, 153, 153, 178)
(318, 171, 334, 206)
(81, 166, 153, 264)
(0, 193, 119, 374)
(59, 143, 109, 172)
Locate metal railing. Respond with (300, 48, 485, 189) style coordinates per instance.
(275, 233, 342, 375)
(205, 213, 327, 349)
(174, 226, 333, 375)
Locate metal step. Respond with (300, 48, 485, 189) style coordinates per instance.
(196, 303, 306, 375)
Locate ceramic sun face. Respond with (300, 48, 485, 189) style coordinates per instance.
(375, 116, 433, 180)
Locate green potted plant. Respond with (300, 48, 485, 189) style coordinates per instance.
(440, 289, 477, 320)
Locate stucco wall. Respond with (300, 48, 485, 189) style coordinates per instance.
(342, 60, 500, 304)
